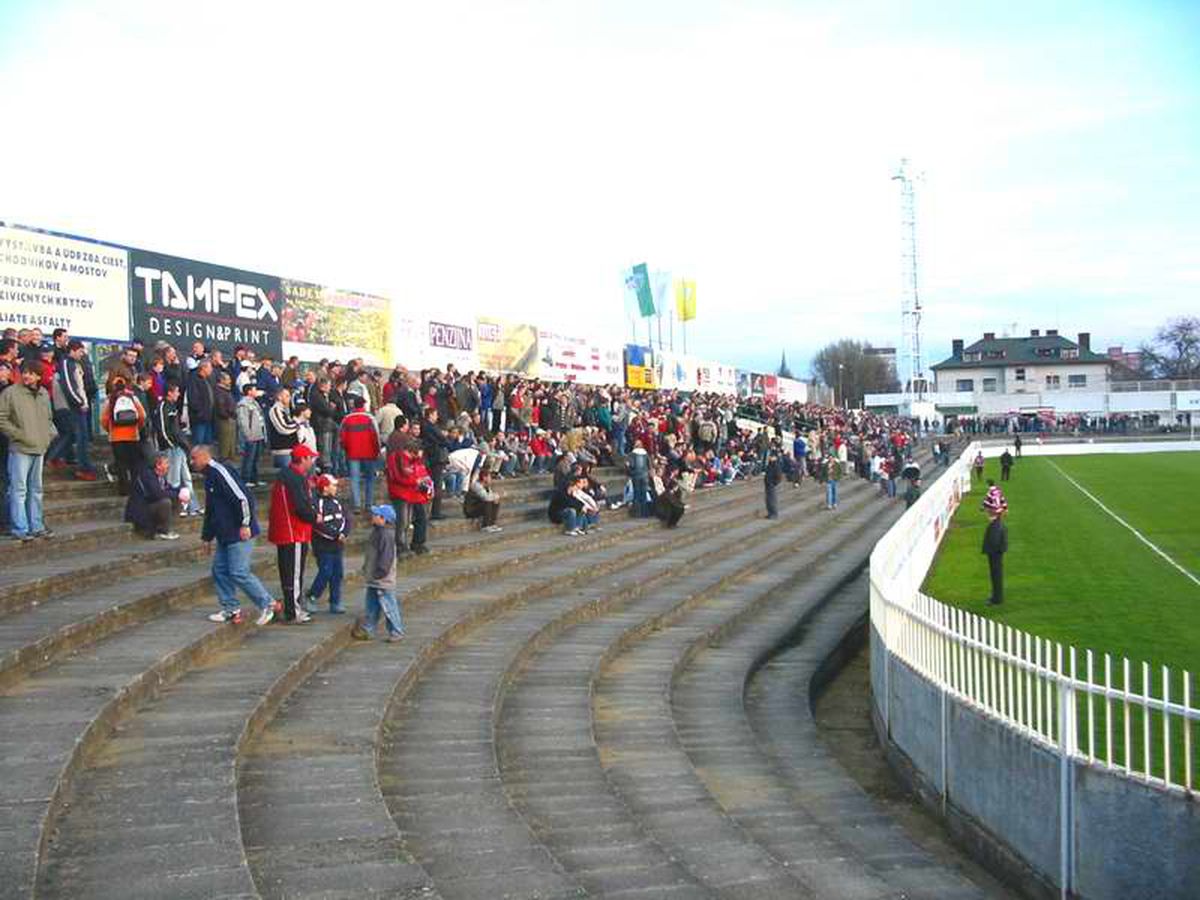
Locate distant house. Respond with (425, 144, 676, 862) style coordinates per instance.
(931, 329, 1110, 398)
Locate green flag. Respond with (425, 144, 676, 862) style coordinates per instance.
(624, 263, 655, 317)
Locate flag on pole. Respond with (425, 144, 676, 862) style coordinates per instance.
(623, 263, 656, 317)
(675, 279, 696, 321)
(651, 271, 672, 315)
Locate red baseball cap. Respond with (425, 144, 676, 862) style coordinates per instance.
(290, 445, 318, 460)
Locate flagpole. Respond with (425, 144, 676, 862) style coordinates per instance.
(670, 304, 675, 351)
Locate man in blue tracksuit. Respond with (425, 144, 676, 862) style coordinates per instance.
(192, 444, 276, 625)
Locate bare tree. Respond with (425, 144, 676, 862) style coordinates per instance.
(810, 340, 898, 407)
(1139, 316, 1200, 379)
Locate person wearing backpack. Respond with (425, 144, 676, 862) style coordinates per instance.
(101, 377, 147, 497)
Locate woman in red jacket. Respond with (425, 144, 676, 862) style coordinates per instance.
(386, 443, 433, 556)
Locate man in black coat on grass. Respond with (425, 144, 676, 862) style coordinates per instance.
(983, 512, 1008, 605)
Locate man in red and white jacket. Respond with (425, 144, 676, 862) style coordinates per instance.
(339, 394, 381, 513)
(268, 444, 318, 623)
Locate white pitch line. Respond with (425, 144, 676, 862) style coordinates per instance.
(1045, 458, 1200, 590)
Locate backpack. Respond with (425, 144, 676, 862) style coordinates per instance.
(113, 393, 139, 426)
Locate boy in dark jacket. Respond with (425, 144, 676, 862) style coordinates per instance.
(305, 474, 350, 614)
(352, 504, 404, 642)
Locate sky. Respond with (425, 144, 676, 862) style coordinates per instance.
(1, 0, 1197, 378)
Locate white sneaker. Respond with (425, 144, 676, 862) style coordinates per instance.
(156, 531, 181, 541)
(208, 609, 242, 623)
(484, 525, 503, 533)
(179, 510, 190, 518)
(255, 605, 275, 626)
(293, 607, 312, 624)
(565, 529, 583, 537)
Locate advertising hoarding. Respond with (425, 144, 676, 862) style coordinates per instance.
(537, 328, 623, 384)
(281, 280, 391, 365)
(477, 317, 538, 375)
(129, 249, 284, 358)
(0, 225, 130, 340)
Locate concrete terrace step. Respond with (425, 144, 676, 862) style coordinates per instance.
(736, 574, 1013, 899)
(22, 482, 758, 899)
(589, 485, 896, 898)
(0, 474, 623, 566)
(491, 481, 889, 899)
(31, 466, 589, 527)
(371, 487, 790, 900)
(236, 480, 764, 899)
(0, 493, 667, 688)
(0, 471, 633, 604)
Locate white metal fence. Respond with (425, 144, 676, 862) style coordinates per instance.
(870, 442, 1199, 795)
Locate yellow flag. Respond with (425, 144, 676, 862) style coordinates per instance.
(675, 279, 696, 321)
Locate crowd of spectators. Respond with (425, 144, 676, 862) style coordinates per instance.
(0, 327, 927, 630)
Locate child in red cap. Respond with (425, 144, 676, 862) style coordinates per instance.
(305, 474, 350, 614)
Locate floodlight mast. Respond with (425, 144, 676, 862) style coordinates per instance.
(892, 159, 925, 400)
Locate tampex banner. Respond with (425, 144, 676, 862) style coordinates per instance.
(762, 374, 779, 401)
(0, 225, 130, 340)
(537, 328, 623, 384)
(624, 344, 656, 390)
(476, 317, 538, 375)
(130, 249, 283, 358)
(778, 376, 808, 403)
(281, 280, 391, 365)
(736, 370, 752, 398)
(655, 350, 699, 391)
(393, 314, 478, 371)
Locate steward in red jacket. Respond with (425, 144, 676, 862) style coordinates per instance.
(268, 444, 318, 623)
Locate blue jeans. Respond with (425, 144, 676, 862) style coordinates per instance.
(168, 446, 199, 513)
(309, 550, 344, 609)
(332, 443, 349, 477)
(562, 508, 599, 532)
(192, 421, 214, 447)
(8, 451, 45, 537)
(631, 477, 650, 518)
(72, 410, 93, 471)
(826, 480, 839, 508)
(885, 477, 897, 498)
(363, 586, 403, 636)
(211, 539, 273, 613)
(348, 459, 377, 509)
(240, 440, 262, 483)
(445, 470, 464, 496)
(612, 424, 627, 456)
(0, 459, 9, 532)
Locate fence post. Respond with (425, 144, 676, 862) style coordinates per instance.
(1057, 645, 1074, 899)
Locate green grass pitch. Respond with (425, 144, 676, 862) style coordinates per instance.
(922, 450, 1200, 780)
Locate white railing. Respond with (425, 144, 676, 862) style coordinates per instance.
(870, 442, 1199, 796)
